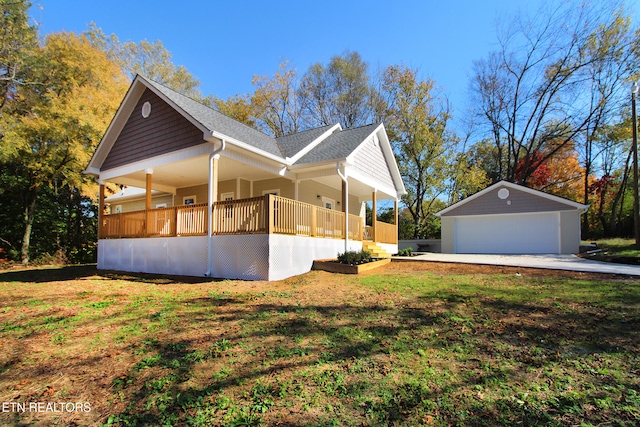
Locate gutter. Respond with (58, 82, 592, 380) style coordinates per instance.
(336, 162, 349, 253)
(205, 139, 226, 277)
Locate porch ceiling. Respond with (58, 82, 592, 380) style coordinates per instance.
(103, 154, 395, 200)
(309, 175, 395, 201)
(107, 154, 277, 191)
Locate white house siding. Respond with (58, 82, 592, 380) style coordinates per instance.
(351, 138, 394, 191)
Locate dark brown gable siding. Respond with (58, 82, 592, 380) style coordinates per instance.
(101, 89, 205, 171)
(442, 186, 576, 217)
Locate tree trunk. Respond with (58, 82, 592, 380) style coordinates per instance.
(608, 150, 632, 236)
(21, 191, 37, 265)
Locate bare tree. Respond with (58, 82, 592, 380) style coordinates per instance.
(470, 0, 637, 193)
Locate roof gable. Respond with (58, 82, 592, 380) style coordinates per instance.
(101, 88, 205, 171)
(436, 181, 589, 217)
(87, 76, 405, 198)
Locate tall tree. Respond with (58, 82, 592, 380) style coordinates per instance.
(298, 51, 377, 128)
(250, 60, 303, 137)
(211, 93, 257, 128)
(578, 10, 638, 236)
(0, 0, 37, 116)
(470, 1, 638, 191)
(0, 31, 127, 263)
(85, 23, 204, 100)
(380, 65, 457, 238)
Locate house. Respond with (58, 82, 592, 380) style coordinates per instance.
(85, 75, 406, 280)
(435, 181, 588, 254)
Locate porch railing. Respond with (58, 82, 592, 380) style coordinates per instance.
(100, 194, 393, 243)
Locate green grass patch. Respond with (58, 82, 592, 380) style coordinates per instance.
(1, 265, 639, 426)
(584, 238, 640, 264)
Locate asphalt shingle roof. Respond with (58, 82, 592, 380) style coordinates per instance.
(143, 76, 284, 158)
(275, 124, 337, 159)
(295, 123, 380, 165)
(141, 76, 379, 166)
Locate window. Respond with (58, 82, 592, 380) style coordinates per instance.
(262, 189, 280, 196)
(322, 196, 335, 210)
(155, 203, 167, 208)
(221, 192, 234, 219)
(115, 205, 122, 214)
(183, 195, 196, 205)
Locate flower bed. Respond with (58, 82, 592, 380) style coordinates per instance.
(311, 258, 390, 274)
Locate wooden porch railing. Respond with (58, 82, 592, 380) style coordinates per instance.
(212, 196, 267, 234)
(100, 194, 395, 243)
(375, 221, 398, 244)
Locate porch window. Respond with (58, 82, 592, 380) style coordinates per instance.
(221, 192, 234, 218)
(322, 196, 335, 210)
(183, 195, 196, 205)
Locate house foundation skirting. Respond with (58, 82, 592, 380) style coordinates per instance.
(97, 235, 363, 281)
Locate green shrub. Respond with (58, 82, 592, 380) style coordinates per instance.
(337, 250, 372, 265)
(397, 247, 413, 256)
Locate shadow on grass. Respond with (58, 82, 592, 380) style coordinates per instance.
(0, 264, 219, 284)
(3, 272, 640, 426)
(102, 291, 640, 425)
(0, 264, 99, 283)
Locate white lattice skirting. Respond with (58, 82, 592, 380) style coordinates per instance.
(97, 235, 364, 281)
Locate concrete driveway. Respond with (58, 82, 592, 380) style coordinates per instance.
(401, 253, 640, 276)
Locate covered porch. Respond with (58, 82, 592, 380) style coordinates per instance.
(99, 193, 398, 245)
(95, 143, 400, 280)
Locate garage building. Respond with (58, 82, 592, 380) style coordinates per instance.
(436, 181, 589, 255)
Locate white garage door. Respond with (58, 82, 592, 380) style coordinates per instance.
(454, 213, 560, 254)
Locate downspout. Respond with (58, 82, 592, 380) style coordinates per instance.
(336, 162, 349, 253)
(205, 139, 226, 277)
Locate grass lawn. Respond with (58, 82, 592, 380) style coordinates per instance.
(582, 238, 640, 265)
(0, 262, 639, 426)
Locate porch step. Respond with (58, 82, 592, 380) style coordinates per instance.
(362, 241, 392, 259)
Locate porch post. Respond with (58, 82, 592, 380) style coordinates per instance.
(336, 162, 349, 252)
(341, 181, 347, 213)
(207, 153, 219, 262)
(98, 181, 105, 239)
(206, 140, 225, 278)
(341, 178, 349, 252)
(372, 190, 377, 242)
(394, 198, 399, 243)
(145, 169, 153, 237)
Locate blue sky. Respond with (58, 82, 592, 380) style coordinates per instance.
(31, 0, 639, 129)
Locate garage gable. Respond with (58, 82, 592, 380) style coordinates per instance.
(437, 181, 588, 217)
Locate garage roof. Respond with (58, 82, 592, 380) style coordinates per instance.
(436, 181, 589, 217)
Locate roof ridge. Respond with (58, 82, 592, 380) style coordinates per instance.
(338, 122, 381, 132)
(275, 124, 337, 139)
